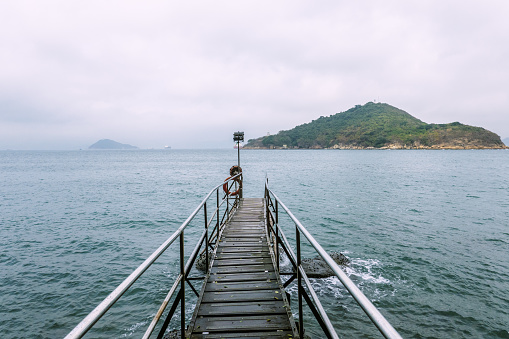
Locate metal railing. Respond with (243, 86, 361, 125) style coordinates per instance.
(65, 174, 242, 339)
(264, 179, 402, 339)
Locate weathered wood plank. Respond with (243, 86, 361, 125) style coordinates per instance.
(215, 252, 272, 260)
(218, 241, 268, 248)
(229, 219, 264, 221)
(220, 237, 266, 242)
(192, 315, 292, 332)
(222, 228, 263, 232)
(197, 300, 287, 316)
(222, 230, 266, 236)
(208, 271, 277, 283)
(229, 220, 264, 223)
(201, 289, 283, 303)
(216, 246, 269, 253)
(214, 257, 274, 266)
(210, 263, 274, 274)
(222, 231, 265, 236)
(187, 198, 296, 338)
(205, 280, 278, 292)
(190, 331, 293, 338)
(219, 240, 266, 246)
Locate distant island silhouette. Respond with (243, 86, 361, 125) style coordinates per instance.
(245, 102, 506, 150)
(89, 139, 138, 150)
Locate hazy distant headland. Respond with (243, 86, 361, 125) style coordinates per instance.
(88, 139, 138, 150)
(244, 102, 507, 150)
(503, 138, 509, 146)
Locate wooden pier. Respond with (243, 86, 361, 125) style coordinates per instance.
(187, 198, 297, 338)
(65, 171, 403, 339)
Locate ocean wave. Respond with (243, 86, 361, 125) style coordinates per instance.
(121, 320, 148, 338)
(484, 238, 508, 244)
(3, 150, 509, 338)
(345, 258, 391, 284)
(281, 254, 398, 305)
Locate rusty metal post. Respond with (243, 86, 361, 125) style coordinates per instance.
(204, 202, 208, 271)
(216, 189, 220, 247)
(233, 131, 244, 199)
(265, 191, 269, 236)
(297, 227, 303, 336)
(180, 232, 185, 339)
(226, 193, 229, 219)
(240, 173, 243, 199)
(275, 201, 279, 271)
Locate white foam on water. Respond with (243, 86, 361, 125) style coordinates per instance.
(279, 250, 291, 267)
(345, 258, 390, 284)
(121, 320, 147, 337)
(317, 276, 347, 299)
(302, 256, 399, 305)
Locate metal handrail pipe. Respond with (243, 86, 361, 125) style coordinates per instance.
(205, 195, 228, 230)
(65, 225, 184, 339)
(266, 200, 336, 337)
(298, 265, 339, 339)
(144, 224, 210, 338)
(272, 219, 298, 270)
(66, 176, 241, 339)
(211, 194, 230, 224)
(184, 228, 208, 277)
(142, 275, 183, 339)
(206, 205, 220, 229)
(266, 188, 402, 339)
(204, 196, 229, 245)
(269, 207, 337, 338)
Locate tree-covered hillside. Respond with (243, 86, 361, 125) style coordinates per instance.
(245, 102, 505, 149)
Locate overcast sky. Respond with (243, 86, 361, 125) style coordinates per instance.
(1, 1, 508, 149)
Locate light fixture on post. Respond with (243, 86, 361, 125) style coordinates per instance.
(233, 131, 244, 168)
(233, 131, 244, 198)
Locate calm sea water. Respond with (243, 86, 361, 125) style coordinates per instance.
(1, 149, 508, 338)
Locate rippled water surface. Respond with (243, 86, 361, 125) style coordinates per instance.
(1, 150, 508, 338)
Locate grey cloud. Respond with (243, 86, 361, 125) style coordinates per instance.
(1, 0, 508, 150)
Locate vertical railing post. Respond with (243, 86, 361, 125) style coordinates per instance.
(265, 195, 270, 236)
(240, 174, 243, 199)
(263, 181, 269, 230)
(179, 232, 185, 339)
(237, 175, 242, 205)
(275, 200, 278, 225)
(264, 181, 268, 234)
(296, 227, 304, 336)
(275, 200, 279, 271)
(204, 202, 208, 271)
(216, 189, 219, 246)
(226, 193, 229, 220)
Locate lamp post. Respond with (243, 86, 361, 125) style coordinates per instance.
(233, 132, 244, 198)
(233, 132, 244, 168)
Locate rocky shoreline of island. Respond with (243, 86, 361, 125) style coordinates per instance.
(244, 102, 507, 150)
(244, 142, 508, 150)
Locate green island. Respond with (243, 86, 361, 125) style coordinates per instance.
(245, 102, 506, 150)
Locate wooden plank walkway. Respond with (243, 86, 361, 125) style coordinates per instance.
(187, 198, 297, 338)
